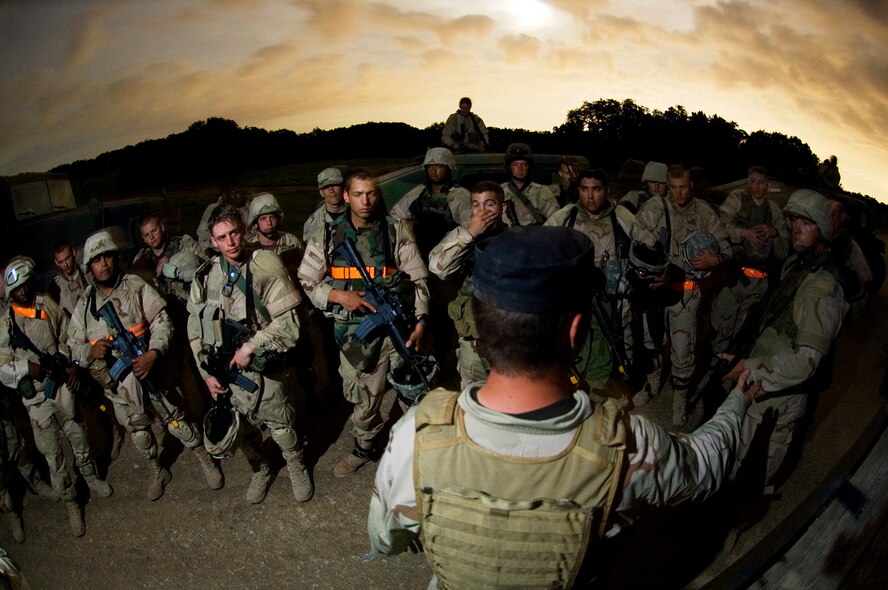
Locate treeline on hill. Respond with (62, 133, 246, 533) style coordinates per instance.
(52, 98, 885, 226)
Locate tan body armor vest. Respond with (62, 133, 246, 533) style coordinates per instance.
(414, 389, 626, 589)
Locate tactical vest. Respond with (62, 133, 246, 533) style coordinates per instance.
(414, 389, 627, 590)
(327, 216, 415, 320)
(734, 193, 774, 229)
(408, 186, 458, 258)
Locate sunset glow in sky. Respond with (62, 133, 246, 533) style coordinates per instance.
(2, 0, 886, 201)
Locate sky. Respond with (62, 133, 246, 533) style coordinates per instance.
(1, 0, 886, 201)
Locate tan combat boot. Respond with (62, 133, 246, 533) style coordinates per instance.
(333, 441, 374, 478)
(283, 450, 314, 502)
(146, 459, 172, 501)
(192, 446, 224, 490)
(66, 501, 85, 537)
(246, 461, 272, 505)
(6, 511, 25, 544)
(81, 461, 113, 498)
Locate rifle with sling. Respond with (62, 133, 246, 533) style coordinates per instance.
(590, 291, 629, 379)
(94, 301, 178, 427)
(336, 237, 432, 394)
(200, 319, 259, 394)
(7, 309, 70, 401)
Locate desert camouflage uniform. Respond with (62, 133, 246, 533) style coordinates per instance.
(367, 384, 750, 585)
(66, 274, 204, 462)
(427, 225, 505, 389)
(620, 197, 731, 395)
(132, 234, 209, 305)
(501, 181, 559, 227)
(546, 201, 631, 390)
(619, 189, 655, 214)
(831, 232, 873, 323)
(298, 216, 429, 446)
(391, 185, 472, 232)
(50, 268, 88, 318)
(736, 251, 846, 484)
(711, 190, 789, 353)
(0, 294, 97, 503)
(247, 231, 304, 257)
(188, 249, 304, 458)
(302, 205, 346, 244)
(441, 112, 489, 152)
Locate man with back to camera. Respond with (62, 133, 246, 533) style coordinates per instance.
(500, 143, 559, 227)
(441, 97, 489, 154)
(367, 225, 760, 588)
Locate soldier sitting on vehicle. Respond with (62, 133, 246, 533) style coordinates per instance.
(441, 97, 489, 154)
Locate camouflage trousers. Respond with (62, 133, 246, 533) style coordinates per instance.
(24, 384, 93, 502)
(105, 371, 201, 460)
(711, 276, 769, 355)
(666, 285, 702, 383)
(227, 367, 300, 455)
(339, 336, 401, 445)
(734, 392, 807, 486)
(455, 338, 490, 390)
(576, 316, 613, 390)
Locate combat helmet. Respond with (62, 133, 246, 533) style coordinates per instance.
(680, 230, 721, 268)
(387, 355, 439, 406)
(642, 161, 667, 183)
(784, 189, 834, 242)
(4, 256, 36, 293)
(422, 147, 457, 172)
(83, 230, 119, 272)
(203, 398, 240, 460)
(162, 251, 201, 282)
(628, 241, 669, 284)
(247, 193, 282, 226)
(505, 143, 534, 165)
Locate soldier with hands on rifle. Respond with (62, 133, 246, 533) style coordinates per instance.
(366, 226, 762, 588)
(188, 205, 314, 504)
(298, 169, 430, 477)
(0, 256, 112, 537)
(66, 230, 223, 501)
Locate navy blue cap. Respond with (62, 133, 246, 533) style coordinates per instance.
(473, 226, 601, 314)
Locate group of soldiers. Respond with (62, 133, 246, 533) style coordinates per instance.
(0, 134, 877, 586)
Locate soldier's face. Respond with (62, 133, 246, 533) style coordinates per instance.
(470, 191, 504, 228)
(319, 185, 344, 208)
(54, 247, 76, 276)
(578, 177, 609, 215)
(559, 164, 577, 187)
(646, 180, 666, 197)
(458, 102, 471, 116)
(748, 172, 769, 200)
(668, 173, 693, 209)
(211, 220, 247, 263)
(10, 283, 32, 306)
(90, 254, 116, 283)
(790, 216, 821, 251)
(426, 164, 448, 184)
(509, 160, 530, 181)
(140, 220, 165, 250)
(256, 213, 279, 237)
(344, 178, 381, 224)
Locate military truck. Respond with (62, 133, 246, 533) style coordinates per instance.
(1, 172, 166, 289)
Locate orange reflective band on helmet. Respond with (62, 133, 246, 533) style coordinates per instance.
(741, 267, 768, 280)
(329, 266, 398, 280)
(88, 321, 148, 344)
(10, 304, 49, 320)
(671, 280, 697, 291)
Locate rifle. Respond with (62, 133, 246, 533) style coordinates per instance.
(200, 319, 259, 394)
(94, 301, 179, 427)
(590, 292, 629, 379)
(8, 310, 71, 401)
(336, 237, 431, 394)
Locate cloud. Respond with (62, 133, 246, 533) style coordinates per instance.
(63, 7, 113, 70)
(497, 34, 542, 63)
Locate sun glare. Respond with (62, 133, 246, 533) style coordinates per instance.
(505, 0, 555, 29)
